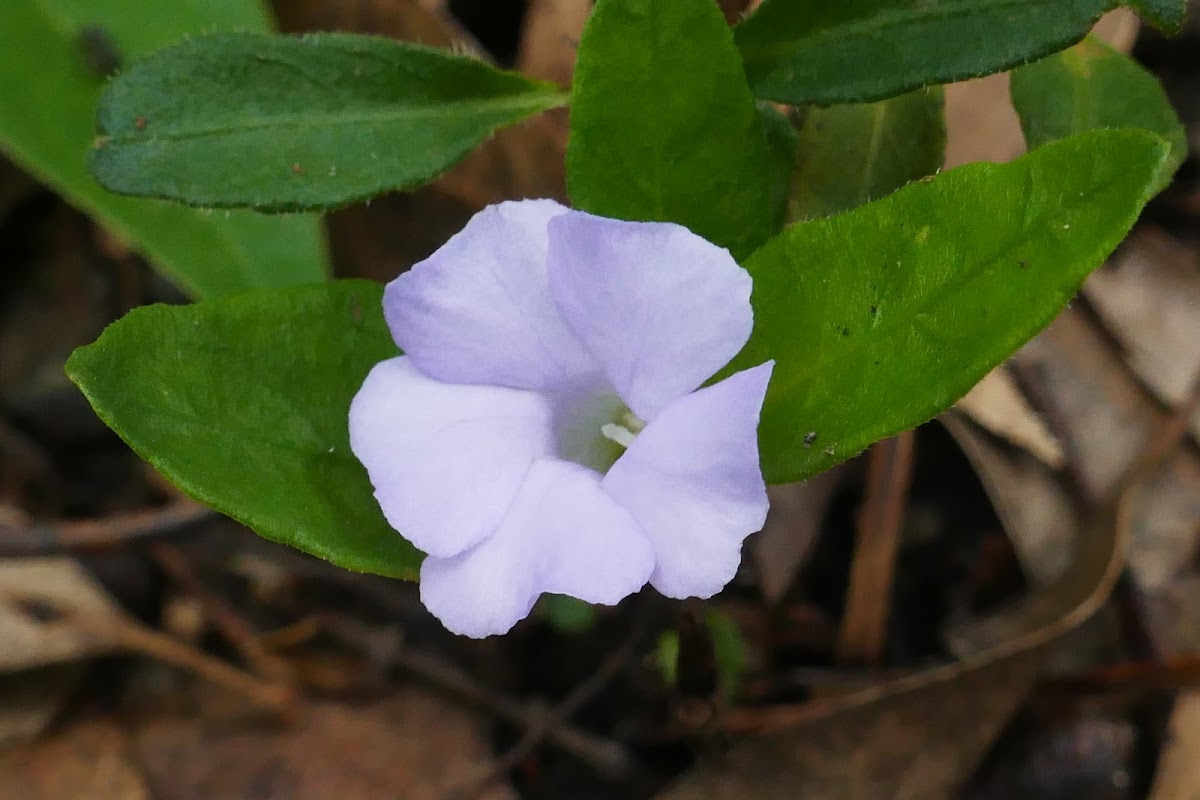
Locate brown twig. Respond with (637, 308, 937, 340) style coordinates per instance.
(1039, 654, 1200, 697)
(835, 429, 917, 666)
(150, 541, 293, 683)
(97, 611, 297, 713)
(0, 497, 213, 558)
(398, 647, 634, 784)
(302, 615, 634, 779)
(446, 629, 642, 799)
(0, 587, 294, 713)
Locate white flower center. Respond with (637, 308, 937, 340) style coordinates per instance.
(551, 378, 645, 473)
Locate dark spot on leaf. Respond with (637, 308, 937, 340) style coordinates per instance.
(869, 304, 878, 316)
(77, 25, 122, 78)
(1018, 260, 1029, 269)
(804, 431, 817, 446)
(840, 326, 850, 337)
(135, 115, 148, 131)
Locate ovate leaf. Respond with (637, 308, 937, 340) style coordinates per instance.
(734, 0, 1161, 106)
(66, 281, 420, 578)
(567, 0, 777, 259)
(1128, 0, 1187, 32)
(789, 87, 945, 221)
(91, 33, 568, 211)
(728, 130, 1169, 484)
(1012, 36, 1186, 192)
(0, 0, 327, 297)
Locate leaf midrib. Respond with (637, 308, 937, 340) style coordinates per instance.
(101, 91, 569, 144)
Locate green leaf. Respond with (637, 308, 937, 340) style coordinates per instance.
(728, 130, 1169, 484)
(1128, 0, 1187, 31)
(0, 0, 327, 298)
(540, 595, 596, 634)
(789, 87, 945, 221)
(65, 281, 420, 579)
(734, 0, 1161, 106)
(567, 0, 777, 259)
(90, 32, 568, 211)
(759, 105, 801, 229)
(1011, 36, 1187, 193)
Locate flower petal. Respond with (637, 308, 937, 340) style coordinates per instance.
(349, 357, 554, 559)
(602, 362, 774, 599)
(546, 212, 754, 420)
(420, 459, 654, 637)
(383, 199, 596, 392)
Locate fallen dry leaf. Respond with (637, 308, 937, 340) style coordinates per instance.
(0, 557, 124, 672)
(134, 689, 515, 800)
(1149, 691, 1200, 800)
(943, 72, 1024, 168)
(1014, 307, 1200, 591)
(519, 0, 590, 85)
(0, 719, 148, 800)
(953, 367, 1065, 469)
(1085, 227, 1200, 443)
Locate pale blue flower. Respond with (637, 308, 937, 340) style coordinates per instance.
(349, 199, 773, 637)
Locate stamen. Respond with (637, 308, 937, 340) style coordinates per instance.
(600, 422, 638, 449)
(619, 409, 646, 434)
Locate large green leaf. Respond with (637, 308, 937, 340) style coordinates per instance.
(733, 0, 1166, 106)
(789, 87, 945, 221)
(90, 32, 568, 211)
(567, 0, 776, 259)
(727, 130, 1169, 484)
(0, 0, 327, 298)
(65, 281, 420, 578)
(1012, 36, 1187, 193)
(1128, 0, 1188, 31)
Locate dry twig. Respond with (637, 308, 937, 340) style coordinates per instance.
(836, 429, 917, 665)
(447, 629, 642, 798)
(0, 497, 213, 558)
(291, 614, 635, 779)
(150, 540, 294, 683)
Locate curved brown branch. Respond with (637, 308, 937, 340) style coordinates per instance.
(0, 498, 214, 558)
